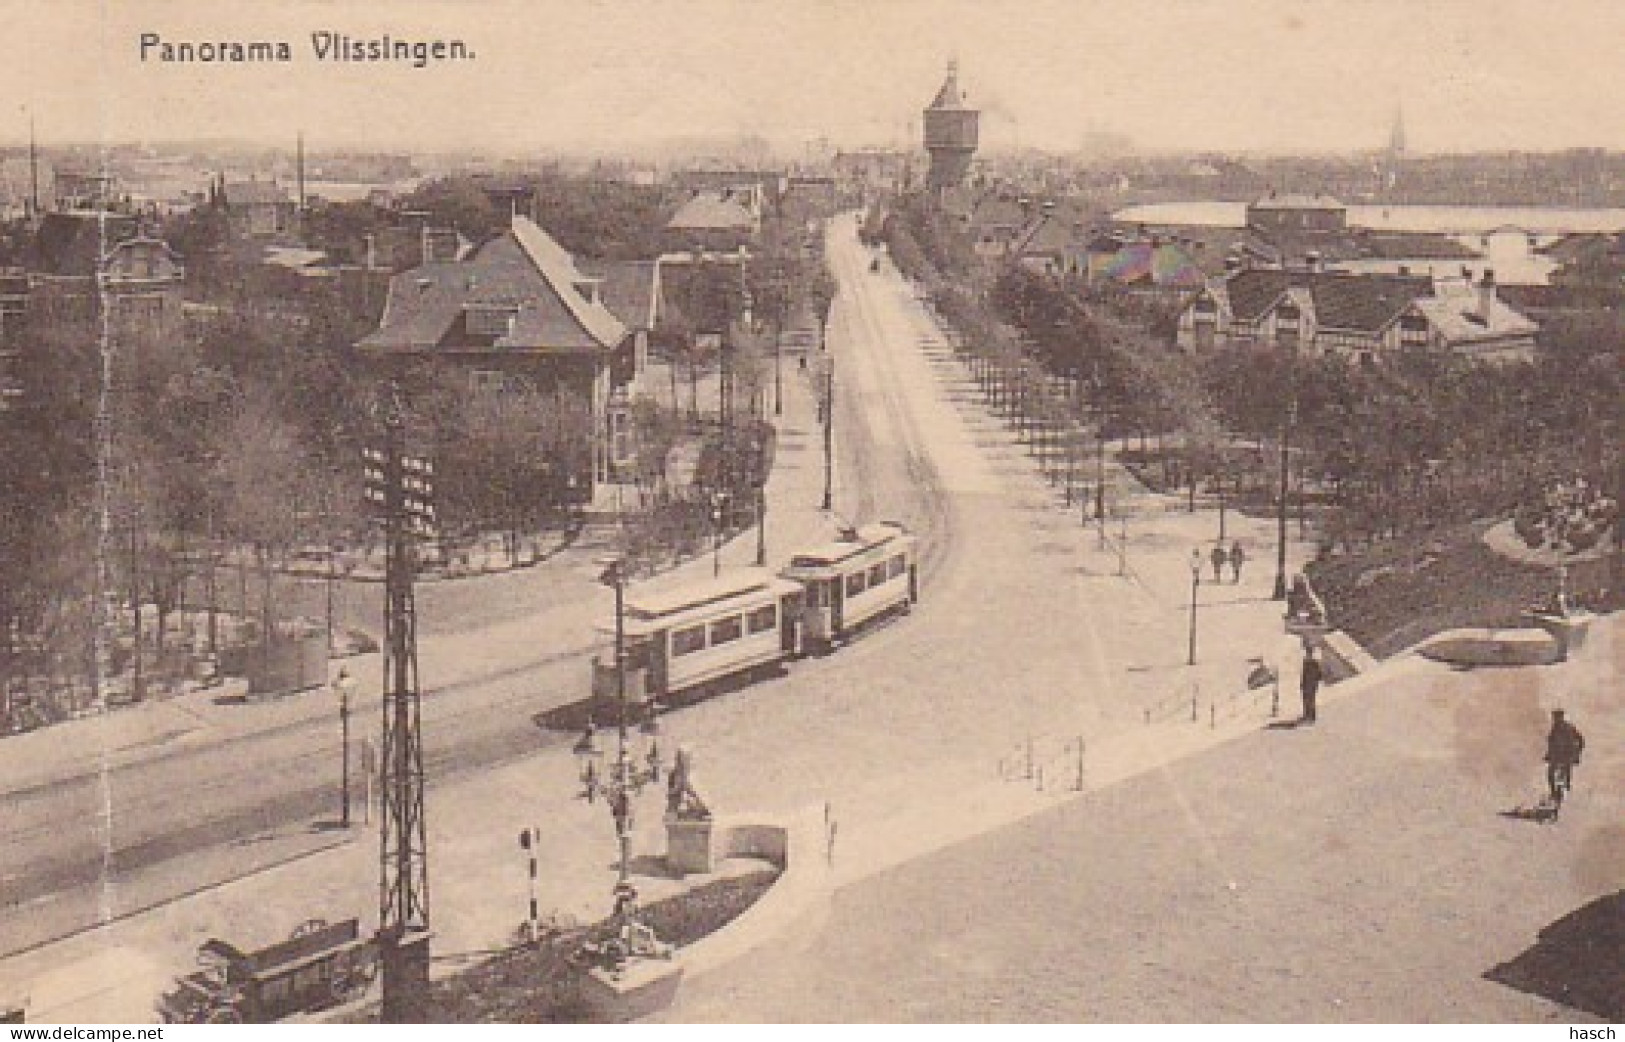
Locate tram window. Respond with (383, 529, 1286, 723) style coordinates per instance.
(889, 554, 906, 578)
(624, 638, 650, 670)
(868, 563, 887, 586)
(846, 571, 866, 597)
(747, 604, 777, 634)
(710, 615, 743, 644)
(805, 582, 825, 607)
(672, 625, 706, 656)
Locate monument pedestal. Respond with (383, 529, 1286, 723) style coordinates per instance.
(665, 815, 714, 876)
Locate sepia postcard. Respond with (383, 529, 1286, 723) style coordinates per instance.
(0, 0, 1619, 1026)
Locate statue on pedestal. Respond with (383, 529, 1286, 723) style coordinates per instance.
(666, 746, 711, 821)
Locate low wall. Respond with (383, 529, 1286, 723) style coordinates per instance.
(577, 810, 829, 1022)
(1416, 627, 1562, 668)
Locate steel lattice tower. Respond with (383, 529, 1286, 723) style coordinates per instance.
(375, 394, 431, 1022)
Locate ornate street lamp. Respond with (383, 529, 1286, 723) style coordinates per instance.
(577, 558, 664, 887)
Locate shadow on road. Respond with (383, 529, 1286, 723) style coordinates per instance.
(1484, 888, 1625, 1021)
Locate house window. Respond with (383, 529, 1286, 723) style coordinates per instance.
(469, 369, 507, 394)
(465, 305, 517, 338)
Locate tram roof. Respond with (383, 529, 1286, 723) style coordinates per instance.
(621, 567, 800, 625)
(785, 522, 912, 569)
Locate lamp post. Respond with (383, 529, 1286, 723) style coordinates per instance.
(773, 325, 783, 417)
(1272, 400, 1296, 602)
(575, 558, 664, 891)
(711, 492, 729, 577)
(1093, 368, 1107, 522)
(334, 666, 355, 827)
(1188, 547, 1202, 666)
(755, 484, 767, 567)
(1216, 451, 1228, 543)
(821, 359, 834, 511)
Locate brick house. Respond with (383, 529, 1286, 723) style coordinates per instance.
(357, 215, 641, 498)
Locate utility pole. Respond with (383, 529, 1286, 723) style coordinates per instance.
(366, 386, 432, 1023)
(1272, 401, 1295, 602)
(821, 360, 834, 511)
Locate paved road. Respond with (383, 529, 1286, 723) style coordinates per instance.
(4, 213, 1303, 1021)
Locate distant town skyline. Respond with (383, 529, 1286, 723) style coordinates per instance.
(7, 0, 1625, 158)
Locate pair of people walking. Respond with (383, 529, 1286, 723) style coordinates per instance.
(1209, 540, 1247, 584)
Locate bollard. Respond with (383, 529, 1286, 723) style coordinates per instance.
(1191, 697, 1198, 723)
(1144, 708, 1151, 726)
(1075, 738, 1086, 791)
(1035, 765, 1044, 791)
(1025, 736, 1035, 780)
(1210, 702, 1216, 729)
(519, 827, 540, 945)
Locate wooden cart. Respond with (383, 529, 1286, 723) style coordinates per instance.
(156, 918, 377, 1024)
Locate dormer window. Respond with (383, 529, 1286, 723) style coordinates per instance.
(465, 303, 517, 338)
(1399, 312, 1430, 345)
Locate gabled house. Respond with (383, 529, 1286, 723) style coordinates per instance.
(25, 211, 185, 341)
(1177, 267, 1538, 363)
(220, 178, 297, 237)
(666, 189, 761, 253)
(357, 215, 639, 497)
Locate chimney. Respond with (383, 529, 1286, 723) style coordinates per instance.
(364, 233, 376, 270)
(421, 225, 433, 267)
(1478, 269, 1496, 322)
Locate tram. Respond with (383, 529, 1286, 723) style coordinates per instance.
(781, 522, 917, 653)
(591, 568, 804, 702)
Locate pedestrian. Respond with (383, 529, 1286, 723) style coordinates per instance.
(1228, 540, 1246, 584)
(1543, 709, 1584, 808)
(1210, 543, 1227, 584)
(1299, 645, 1323, 724)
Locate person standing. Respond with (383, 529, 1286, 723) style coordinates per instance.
(1210, 543, 1227, 584)
(1299, 645, 1323, 724)
(1228, 540, 1246, 584)
(1544, 709, 1584, 807)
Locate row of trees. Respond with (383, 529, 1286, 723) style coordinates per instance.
(882, 191, 1623, 565)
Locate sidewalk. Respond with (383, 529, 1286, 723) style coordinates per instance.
(0, 217, 1331, 1023)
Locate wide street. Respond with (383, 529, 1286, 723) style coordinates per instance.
(1, 213, 1301, 1019)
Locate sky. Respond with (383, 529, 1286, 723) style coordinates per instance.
(7, 0, 1625, 156)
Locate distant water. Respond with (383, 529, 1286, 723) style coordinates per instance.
(1113, 200, 1625, 234)
(1110, 200, 1625, 284)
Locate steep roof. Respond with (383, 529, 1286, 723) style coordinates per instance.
(359, 215, 626, 355)
(667, 191, 757, 233)
(1411, 281, 1538, 343)
(28, 211, 142, 276)
(582, 259, 661, 333)
(927, 62, 973, 111)
(1096, 242, 1207, 289)
(1219, 269, 1434, 332)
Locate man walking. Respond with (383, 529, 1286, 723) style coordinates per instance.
(1228, 540, 1246, 584)
(1299, 645, 1323, 724)
(1544, 709, 1584, 809)
(1210, 543, 1227, 584)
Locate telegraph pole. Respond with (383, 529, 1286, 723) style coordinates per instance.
(821, 360, 834, 511)
(365, 386, 432, 1023)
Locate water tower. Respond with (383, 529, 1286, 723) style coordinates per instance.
(923, 60, 979, 192)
